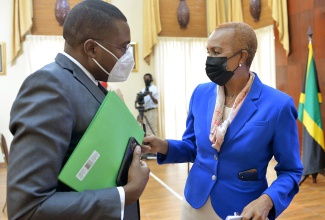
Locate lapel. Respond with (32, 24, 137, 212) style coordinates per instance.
(55, 53, 106, 104)
(207, 85, 217, 132)
(222, 74, 263, 146)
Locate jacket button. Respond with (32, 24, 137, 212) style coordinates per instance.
(212, 175, 216, 181)
(214, 154, 218, 160)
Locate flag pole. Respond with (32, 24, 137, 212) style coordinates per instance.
(299, 26, 313, 185)
(307, 26, 312, 41)
(299, 26, 325, 186)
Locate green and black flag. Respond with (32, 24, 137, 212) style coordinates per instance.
(298, 40, 325, 175)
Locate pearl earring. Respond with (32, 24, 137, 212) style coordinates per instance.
(239, 63, 242, 67)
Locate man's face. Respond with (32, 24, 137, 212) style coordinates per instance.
(144, 76, 152, 86)
(92, 21, 131, 81)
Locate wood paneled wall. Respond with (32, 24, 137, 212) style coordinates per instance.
(32, 0, 80, 35)
(242, 0, 273, 29)
(275, 0, 325, 146)
(159, 0, 207, 37)
(32, 0, 273, 36)
(159, 0, 273, 37)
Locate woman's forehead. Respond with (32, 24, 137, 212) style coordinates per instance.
(207, 29, 234, 49)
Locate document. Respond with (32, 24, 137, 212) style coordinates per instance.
(58, 91, 145, 192)
(225, 216, 242, 220)
(225, 212, 242, 220)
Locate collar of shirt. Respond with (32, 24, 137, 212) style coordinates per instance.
(60, 52, 98, 85)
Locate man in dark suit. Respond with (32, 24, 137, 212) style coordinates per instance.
(7, 1, 150, 219)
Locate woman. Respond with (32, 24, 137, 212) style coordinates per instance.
(142, 22, 303, 220)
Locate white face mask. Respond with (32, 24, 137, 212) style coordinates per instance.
(92, 41, 134, 82)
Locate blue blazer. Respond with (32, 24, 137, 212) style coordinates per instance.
(158, 74, 303, 219)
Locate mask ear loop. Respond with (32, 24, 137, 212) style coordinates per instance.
(227, 51, 242, 72)
(92, 58, 111, 76)
(93, 40, 118, 61)
(227, 50, 243, 61)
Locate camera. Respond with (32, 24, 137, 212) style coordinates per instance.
(135, 86, 150, 123)
(135, 92, 146, 106)
(135, 86, 150, 106)
(135, 91, 148, 109)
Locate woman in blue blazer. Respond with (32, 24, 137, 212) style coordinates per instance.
(143, 22, 303, 220)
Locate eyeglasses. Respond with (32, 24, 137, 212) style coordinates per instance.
(97, 40, 130, 54)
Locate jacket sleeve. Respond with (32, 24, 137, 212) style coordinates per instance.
(8, 70, 121, 220)
(263, 97, 303, 219)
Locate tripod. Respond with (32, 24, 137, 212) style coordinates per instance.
(138, 113, 156, 136)
(136, 105, 157, 160)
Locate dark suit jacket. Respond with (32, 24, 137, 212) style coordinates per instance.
(158, 74, 303, 219)
(8, 53, 123, 219)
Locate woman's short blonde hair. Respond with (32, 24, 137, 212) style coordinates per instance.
(216, 22, 257, 68)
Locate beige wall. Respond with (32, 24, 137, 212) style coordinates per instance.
(0, 0, 155, 162)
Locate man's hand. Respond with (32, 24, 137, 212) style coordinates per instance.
(148, 92, 158, 104)
(123, 145, 150, 205)
(240, 194, 273, 220)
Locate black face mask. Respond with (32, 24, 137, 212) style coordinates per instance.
(145, 80, 151, 87)
(205, 51, 241, 86)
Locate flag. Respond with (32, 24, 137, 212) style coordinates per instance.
(298, 40, 325, 175)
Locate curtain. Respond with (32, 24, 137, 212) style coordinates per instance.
(268, 0, 289, 55)
(206, 0, 243, 35)
(206, 0, 226, 35)
(227, 0, 244, 22)
(12, 0, 33, 62)
(143, 0, 161, 64)
(25, 35, 65, 75)
(250, 25, 276, 88)
(154, 37, 209, 139)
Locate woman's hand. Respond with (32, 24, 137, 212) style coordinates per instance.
(240, 194, 273, 220)
(141, 134, 168, 155)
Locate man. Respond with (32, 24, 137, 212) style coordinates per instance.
(7, 1, 149, 219)
(141, 73, 159, 136)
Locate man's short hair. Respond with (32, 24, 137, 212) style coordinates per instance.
(63, 0, 127, 48)
(143, 73, 153, 81)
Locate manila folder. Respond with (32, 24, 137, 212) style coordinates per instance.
(58, 91, 144, 192)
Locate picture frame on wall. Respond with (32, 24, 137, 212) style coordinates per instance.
(130, 42, 138, 72)
(0, 42, 6, 75)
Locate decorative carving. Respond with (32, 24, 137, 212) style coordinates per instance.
(55, 0, 70, 26)
(250, 0, 261, 22)
(177, 0, 190, 29)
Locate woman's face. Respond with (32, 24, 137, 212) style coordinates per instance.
(206, 29, 241, 71)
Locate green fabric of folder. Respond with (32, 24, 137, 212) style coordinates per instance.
(58, 91, 145, 192)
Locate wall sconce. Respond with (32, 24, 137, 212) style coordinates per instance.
(250, 0, 261, 22)
(177, 0, 190, 29)
(55, 0, 70, 26)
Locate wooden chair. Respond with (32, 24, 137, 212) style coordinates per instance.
(0, 134, 8, 212)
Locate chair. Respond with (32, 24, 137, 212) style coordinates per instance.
(0, 134, 8, 212)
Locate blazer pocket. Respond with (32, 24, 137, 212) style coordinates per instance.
(244, 121, 269, 127)
(234, 178, 265, 187)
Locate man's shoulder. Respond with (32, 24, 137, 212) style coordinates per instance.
(150, 84, 158, 89)
(149, 84, 158, 92)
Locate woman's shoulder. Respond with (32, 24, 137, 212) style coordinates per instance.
(253, 73, 292, 101)
(195, 81, 216, 92)
(261, 83, 292, 100)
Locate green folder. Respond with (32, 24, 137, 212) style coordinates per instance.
(58, 91, 144, 192)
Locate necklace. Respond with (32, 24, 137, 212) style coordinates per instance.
(225, 93, 238, 99)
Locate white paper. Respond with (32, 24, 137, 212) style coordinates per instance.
(225, 215, 242, 220)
